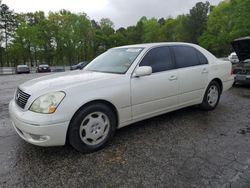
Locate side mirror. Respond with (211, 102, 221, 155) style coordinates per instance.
(134, 66, 152, 77)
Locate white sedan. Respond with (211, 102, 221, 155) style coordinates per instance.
(9, 43, 234, 153)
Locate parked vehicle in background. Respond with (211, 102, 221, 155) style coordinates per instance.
(70, 61, 89, 70)
(16, 65, 30, 74)
(9, 42, 234, 153)
(37, 64, 51, 73)
(228, 52, 239, 64)
(231, 37, 250, 84)
(52, 67, 65, 72)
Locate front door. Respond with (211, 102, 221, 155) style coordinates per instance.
(131, 46, 179, 120)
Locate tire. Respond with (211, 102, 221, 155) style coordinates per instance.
(200, 81, 221, 111)
(68, 103, 117, 153)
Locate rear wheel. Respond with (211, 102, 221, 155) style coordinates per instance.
(68, 103, 117, 153)
(200, 81, 221, 110)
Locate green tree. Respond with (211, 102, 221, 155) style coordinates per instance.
(12, 12, 49, 66)
(0, 0, 17, 66)
(199, 0, 250, 56)
(140, 17, 161, 42)
(124, 20, 144, 44)
(186, 1, 210, 43)
(112, 27, 127, 46)
(158, 18, 165, 26)
(160, 18, 177, 41)
(160, 15, 189, 42)
(48, 10, 93, 65)
(3, 0, 250, 67)
(98, 18, 115, 51)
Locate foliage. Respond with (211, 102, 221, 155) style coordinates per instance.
(187, 1, 210, 43)
(0, 0, 249, 66)
(0, 0, 17, 66)
(200, 0, 250, 56)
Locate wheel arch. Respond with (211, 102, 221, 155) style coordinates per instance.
(66, 99, 119, 144)
(210, 78, 223, 94)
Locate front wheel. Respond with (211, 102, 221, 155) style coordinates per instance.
(68, 103, 117, 153)
(200, 81, 221, 111)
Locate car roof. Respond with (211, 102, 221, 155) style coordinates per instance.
(17, 65, 28, 67)
(233, 36, 250, 42)
(113, 42, 218, 62)
(113, 42, 200, 49)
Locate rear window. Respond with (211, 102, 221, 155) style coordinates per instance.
(39, 65, 49, 67)
(17, 65, 28, 68)
(196, 49, 208, 65)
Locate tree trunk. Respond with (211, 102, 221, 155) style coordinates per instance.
(4, 22, 9, 66)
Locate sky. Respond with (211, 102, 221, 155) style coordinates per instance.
(2, 0, 222, 29)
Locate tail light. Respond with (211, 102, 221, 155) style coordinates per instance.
(231, 67, 235, 75)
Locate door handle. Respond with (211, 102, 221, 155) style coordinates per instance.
(202, 68, 208, 74)
(169, 75, 178, 81)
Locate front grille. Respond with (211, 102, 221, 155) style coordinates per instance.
(15, 88, 30, 109)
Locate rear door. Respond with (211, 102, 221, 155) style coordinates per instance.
(171, 45, 209, 105)
(131, 46, 179, 120)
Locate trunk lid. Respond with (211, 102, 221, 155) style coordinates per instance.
(231, 36, 250, 62)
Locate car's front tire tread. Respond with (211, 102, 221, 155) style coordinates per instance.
(68, 103, 117, 153)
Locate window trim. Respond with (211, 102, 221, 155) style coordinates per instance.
(131, 44, 209, 77)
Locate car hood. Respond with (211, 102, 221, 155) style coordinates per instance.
(231, 37, 250, 62)
(19, 71, 121, 95)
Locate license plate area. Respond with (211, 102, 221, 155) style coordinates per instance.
(236, 75, 246, 81)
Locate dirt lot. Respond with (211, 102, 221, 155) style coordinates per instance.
(0, 73, 250, 188)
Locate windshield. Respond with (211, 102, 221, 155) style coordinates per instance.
(85, 48, 143, 74)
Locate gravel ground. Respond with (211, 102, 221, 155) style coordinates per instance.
(0, 73, 250, 188)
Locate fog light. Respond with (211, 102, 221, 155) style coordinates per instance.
(29, 134, 49, 141)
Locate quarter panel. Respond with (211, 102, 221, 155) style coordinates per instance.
(178, 65, 209, 105)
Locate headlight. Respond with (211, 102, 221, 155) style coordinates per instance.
(29, 92, 65, 114)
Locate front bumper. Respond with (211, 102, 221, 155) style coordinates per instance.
(37, 69, 51, 73)
(9, 100, 69, 146)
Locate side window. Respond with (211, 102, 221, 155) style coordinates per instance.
(172, 46, 201, 68)
(140, 46, 175, 73)
(196, 50, 208, 65)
